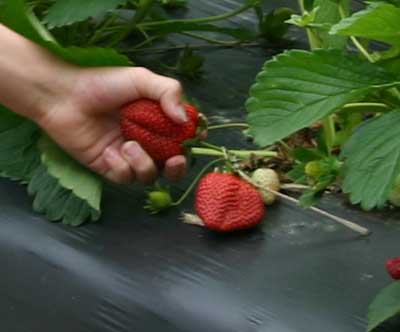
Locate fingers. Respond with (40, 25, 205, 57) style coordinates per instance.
(164, 155, 187, 182)
(79, 67, 187, 124)
(130, 67, 188, 124)
(121, 141, 158, 184)
(103, 147, 135, 184)
(97, 142, 186, 185)
(102, 146, 187, 184)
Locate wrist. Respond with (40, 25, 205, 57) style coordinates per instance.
(0, 24, 78, 124)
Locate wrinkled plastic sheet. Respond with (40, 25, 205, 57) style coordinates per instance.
(1, 1, 399, 332)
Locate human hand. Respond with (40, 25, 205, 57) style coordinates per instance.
(38, 66, 190, 184)
(0, 24, 194, 184)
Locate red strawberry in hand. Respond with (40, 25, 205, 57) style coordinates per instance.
(120, 99, 199, 164)
(385, 257, 400, 280)
(194, 172, 265, 232)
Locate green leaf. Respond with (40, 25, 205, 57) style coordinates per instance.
(259, 7, 293, 42)
(330, 2, 400, 46)
(0, 107, 41, 182)
(286, 6, 319, 28)
(0, 0, 51, 44)
(287, 163, 308, 184)
(299, 172, 337, 207)
(0, 107, 102, 225)
(246, 49, 400, 146)
(44, 0, 128, 28)
(45, 42, 132, 67)
(0, 0, 131, 66)
(367, 281, 400, 331)
(38, 136, 102, 212)
(381, 57, 400, 75)
(313, 0, 349, 49)
(341, 111, 400, 210)
(28, 165, 101, 226)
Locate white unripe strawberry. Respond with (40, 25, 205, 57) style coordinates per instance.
(251, 168, 280, 205)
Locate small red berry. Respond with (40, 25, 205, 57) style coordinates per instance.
(385, 257, 400, 280)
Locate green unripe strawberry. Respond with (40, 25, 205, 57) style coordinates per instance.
(145, 188, 173, 213)
(251, 168, 280, 205)
(305, 161, 324, 179)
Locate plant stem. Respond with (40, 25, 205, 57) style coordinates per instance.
(207, 123, 249, 130)
(88, 13, 118, 45)
(298, 0, 320, 49)
(299, 0, 336, 152)
(27, 5, 57, 44)
(122, 42, 261, 54)
(323, 116, 336, 154)
(337, 3, 400, 103)
(350, 36, 375, 63)
(191, 147, 277, 158)
(199, 141, 224, 151)
(341, 102, 391, 112)
(108, 0, 156, 47)
(172, 158, 223, 206)
(180, 32, 240, 46)
(127, 34, 162, 51)
(138, 2, 255, 28)
(337, 3, 375, 63)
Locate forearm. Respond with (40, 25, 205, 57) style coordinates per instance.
(0, 24, 74, 122)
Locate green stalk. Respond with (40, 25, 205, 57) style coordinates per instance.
(337, 4, 374, 63)
(298, 0, 336, 151)
(337, 3, 400, 104)
(121, 42, 261, 54)
(207, 123, 249, 130)
(126, 35, 162, 51)
(191, 147, 277, 158)
(88, 13, 118, 45)
(323, 116, 335, 154)
(108, 0, 156, 47)
(180, 32, 240, 46)
(138, 2, 255, 28)
(297, 0, 320, 49)
(199, 141, 224, 151)
(171, 158, 223, 206)
(26, 4, 57, 44)
(341, 102, 391, 112)
(110, 1, 255, 47)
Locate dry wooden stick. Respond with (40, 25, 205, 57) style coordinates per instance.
(237, 171, 371, 236)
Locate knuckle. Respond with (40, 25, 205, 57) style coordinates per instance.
(168, 79, 183, 94)
(132, 66, 151, 78)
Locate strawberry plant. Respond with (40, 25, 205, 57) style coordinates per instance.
(244, 0, 400, 329)
(246, 0, 400, 210)
(0, 0, 293, 226)
(1, 0, 397, 328)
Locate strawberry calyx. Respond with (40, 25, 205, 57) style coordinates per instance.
(196, 113, 209, 135)
(145, 185, 173, 214)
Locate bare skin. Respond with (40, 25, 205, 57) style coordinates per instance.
(0, 24, 190, 184)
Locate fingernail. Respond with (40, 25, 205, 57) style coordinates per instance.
(124, 141, 141, 160)
(177, 105, 188, 123)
